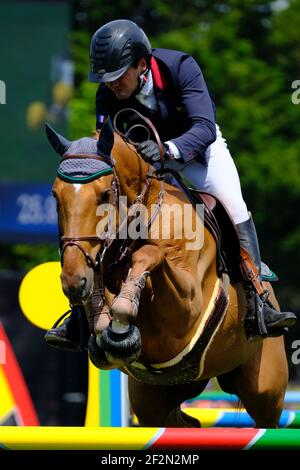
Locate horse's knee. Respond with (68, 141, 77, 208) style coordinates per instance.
(130, 245, 164, 275)
(130, 393, 170, 426)
(249, 392, 283, 427)
(128, 378, 203, 428)
(129, 378, 180, 427)
(131, 398, 171, 427)
(238, 386, 284, 428)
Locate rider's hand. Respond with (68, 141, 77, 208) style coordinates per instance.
(136, 140, 170, 163)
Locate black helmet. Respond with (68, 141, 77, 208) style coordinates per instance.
(89, 19, 151, 83)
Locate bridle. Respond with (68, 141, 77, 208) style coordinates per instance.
(58, 152, 116, 273)
(59, 110, 166, 275)
(59, 151, 164, 275)
(60, 235, 102, 272)
(57, 117, 165, 326)
(113, 108, 166, 174)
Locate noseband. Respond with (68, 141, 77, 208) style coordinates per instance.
(58, 152, 118, 273)
(58, 110, 166, 274)
(58, 153, 164, 273)
(60, 235, 102, 272)
(56, 126, 165, 331)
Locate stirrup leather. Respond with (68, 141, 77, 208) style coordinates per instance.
(49, 309, 72, 329)
(240, 247, 270, 340)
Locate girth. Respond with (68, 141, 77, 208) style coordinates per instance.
(123, 275, 229, 386)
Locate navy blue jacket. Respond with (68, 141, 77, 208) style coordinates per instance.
(95, 48, 217, 163)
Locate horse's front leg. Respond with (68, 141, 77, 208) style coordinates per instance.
(111, 244, 164, 327)
(99, 244, 164, 366)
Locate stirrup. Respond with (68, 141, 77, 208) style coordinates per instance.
(44, 308, 89, 352)
(244, 286, 268, 341)
(50, 309, 72, 329)
(243, 287, 294, 341)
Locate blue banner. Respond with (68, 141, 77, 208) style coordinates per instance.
(0, 183, 58, 243)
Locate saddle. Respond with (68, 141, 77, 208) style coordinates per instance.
(192, 190, 241, 282)
(162, 169, 275, 284)
(113, 108, 276, 285)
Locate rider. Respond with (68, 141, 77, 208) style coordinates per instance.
(45, 19, 296, 350)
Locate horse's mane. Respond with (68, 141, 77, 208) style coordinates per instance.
(111, 131, 140, 162)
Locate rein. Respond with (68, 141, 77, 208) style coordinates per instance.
(59, 154, 117, 272)
(60, 235, 101, 271)
(113, 108, 166, 175)
(59, 148, 164, 273)
(58, 120, 165, 329)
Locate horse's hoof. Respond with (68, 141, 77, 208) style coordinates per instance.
(100, 322, 141, 365)
(87, 335, 114, 370)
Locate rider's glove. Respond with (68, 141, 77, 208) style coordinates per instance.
(136, 140, 173, 163)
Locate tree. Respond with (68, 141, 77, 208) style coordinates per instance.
(70, 0, 300, 310)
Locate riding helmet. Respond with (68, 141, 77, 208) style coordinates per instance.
(89, 19, 152, 83)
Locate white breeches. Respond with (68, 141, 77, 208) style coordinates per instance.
(165, 124, 249, 225)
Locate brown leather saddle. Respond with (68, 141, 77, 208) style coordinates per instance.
(162, 169, 241, 282)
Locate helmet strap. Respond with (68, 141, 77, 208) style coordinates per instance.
(137, 68, 150, 92)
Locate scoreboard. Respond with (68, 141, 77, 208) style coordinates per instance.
(0, 0, 70, 183)
(0, 1, 70, 241)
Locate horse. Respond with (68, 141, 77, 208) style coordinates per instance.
(46, 118, 288, 428)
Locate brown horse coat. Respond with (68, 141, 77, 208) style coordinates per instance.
(52, 128, 288, 428)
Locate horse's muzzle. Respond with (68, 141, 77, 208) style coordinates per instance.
(61, 273, 92, 303)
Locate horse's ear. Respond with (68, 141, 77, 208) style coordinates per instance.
(97, 117, 114, 157)
(45, 123, 71, 156)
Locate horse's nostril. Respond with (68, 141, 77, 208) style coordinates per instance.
(80, 277, 87, 291)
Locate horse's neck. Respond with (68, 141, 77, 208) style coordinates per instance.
(113, 137, 158, 204)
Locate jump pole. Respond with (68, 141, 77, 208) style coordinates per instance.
(187, 390, 300, 405)
(184, 408, 300, 428)
(1, 427, 300, 450)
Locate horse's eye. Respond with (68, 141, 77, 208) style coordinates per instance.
(100, 190, 111, 203)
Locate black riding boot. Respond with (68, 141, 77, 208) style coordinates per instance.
(236, 215, 297, 340)
(44, 305, 90, 352)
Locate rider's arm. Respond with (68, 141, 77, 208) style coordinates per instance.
(168, 55, 216, 163)
(95, 85, 111, 130)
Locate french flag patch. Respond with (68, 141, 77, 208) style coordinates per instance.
(98, 115, 107, 125)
